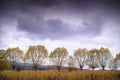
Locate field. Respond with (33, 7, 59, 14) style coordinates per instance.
(0, 70, 120, 80)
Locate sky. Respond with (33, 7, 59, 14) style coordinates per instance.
(0, 0, 120, 57)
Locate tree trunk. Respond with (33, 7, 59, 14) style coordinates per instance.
(80, 65, 83, 71)
(35, 68, 37, 71)
(12, 65, 15, 71)
(102, 66, 105, 70)
(92, 67, 95, 70)
(68, 67, 72, 72)
(34, 65, 37, 71)
(57, 66, 61, 72)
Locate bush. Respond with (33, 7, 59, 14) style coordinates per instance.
(16, 65, 21, 72)
(0, 60, 10, 70)
(66, 67, 79, 72)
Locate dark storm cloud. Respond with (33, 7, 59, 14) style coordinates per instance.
(28, 0, 58, 7)
(17, 11, 45, 34)
(0, 0, 120, 18)
(17, 14, 104, 38)
(0, 0, 58, 38)
(0, 0, 58, 19)
(0, 0, 120, 39)
(17, 16, 74, 39)
(77, 18, 104, 35)
(0, 0, 58, 9)
(46, 19, 72, 34)
(62, 0, 120, 9)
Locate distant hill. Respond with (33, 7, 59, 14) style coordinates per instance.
(17, 63, 67, 70)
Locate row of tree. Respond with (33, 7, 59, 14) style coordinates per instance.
(0, 45, 120, 71)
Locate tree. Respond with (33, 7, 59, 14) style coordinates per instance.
(6, 47, 23, 70)
(109, 57, 117, 70)
(86, 49, 98, 70)
(74, 48, 88, 70)
(115, 53, 120, 69)
(67, 56, 75, 72)
(0, 49, 10, 70)
(97, 47, 112, 70)
(0, 49, 6, 59)
(25, 45, 48, 71)
(49, 47, 68, 72)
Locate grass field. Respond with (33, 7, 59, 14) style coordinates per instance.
(0, 70, 120, 80)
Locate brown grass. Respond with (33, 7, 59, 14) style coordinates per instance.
(0, 70, 120, 80)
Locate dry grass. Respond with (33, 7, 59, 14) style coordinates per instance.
(0, 70, 120, 80)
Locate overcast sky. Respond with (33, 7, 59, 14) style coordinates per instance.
(0, 0, 120, 57)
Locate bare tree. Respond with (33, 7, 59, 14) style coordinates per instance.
(6, 47, 23, 70)
(97, 47, 112, 70)
(74, 48, 88, 70)
(25, 45, 48, 71)
(86, 49, 98, 70)
(49, 47, 68, 72)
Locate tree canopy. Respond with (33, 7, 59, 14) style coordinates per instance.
(49, 47, 68, 71)
(97, 47, 112, 70)
(0, 49, 10, 70)
(115, 53, 120, 67)
(6, 47, 23, 70)
(86, 49, 98, 70)
(0, 45, 119, 71)
(74, 48, 88, 70)
(25, 45, 48, 71)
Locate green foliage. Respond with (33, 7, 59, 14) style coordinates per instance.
(109, 58, 118, 70)
(0, 49, 10, 70)
(0, 49, 5, 59)
(16, 65, 21, 72)
(67, 56, 76, 72)
(115, 53, 120, 67)
(0, 46, 119, 71)
(25, 45, 48, 71)
(74, 48, 88, 70)
(115, 53, 120, 59)
(86, 49, 98, 70)
(67, 56, 75, 67)
(97, 47, 112, 70)
(66, 67, 79, 72)
(49, 47, 68, 71)
(6, 47, 23, 70)
(0, 60, 10, 70)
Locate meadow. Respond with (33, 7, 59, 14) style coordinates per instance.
(0, 70, 120, 80)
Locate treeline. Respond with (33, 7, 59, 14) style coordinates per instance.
(0, 45, 120, 71)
